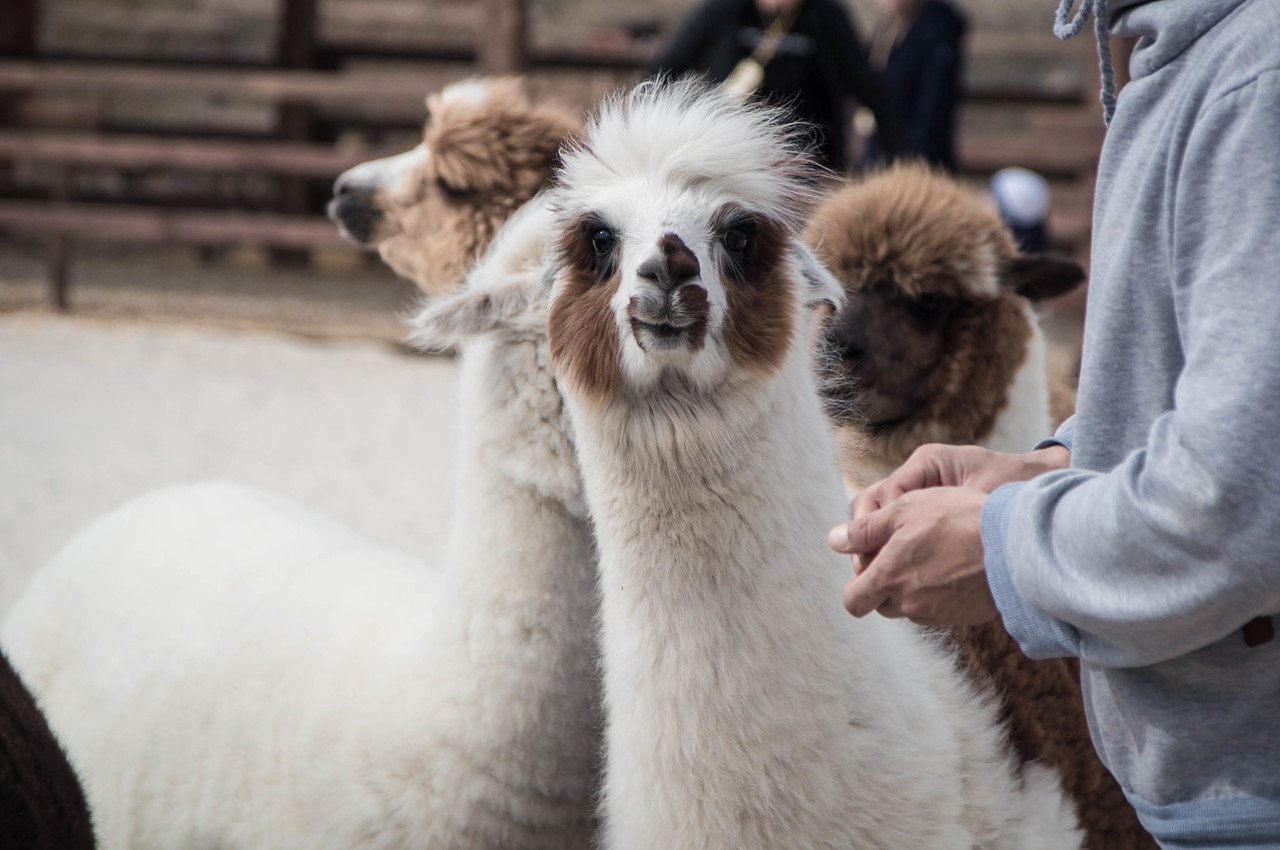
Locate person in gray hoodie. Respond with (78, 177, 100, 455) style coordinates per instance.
(828, 0, 1280, 846)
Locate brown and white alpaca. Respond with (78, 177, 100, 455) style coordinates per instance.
(540, 80, 1083, 850)
(807, 164, 1154, 849)
(328, 77, 579, 294)
(806, 163, 1085, 489)
(4, 81, 600, 850)
(0, 648, 95, 850)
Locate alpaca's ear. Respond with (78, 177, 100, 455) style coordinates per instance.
(1000, 254, 1086, 302)
(408, 278, 542, 351)
(793, 241, 845, 310)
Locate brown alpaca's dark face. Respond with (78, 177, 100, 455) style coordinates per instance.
(818, 254, 1086, 440)
(822, 277, 965, 429)
(805, 163, 1086, 440)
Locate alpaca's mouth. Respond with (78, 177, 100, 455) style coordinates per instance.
(629, 318, 694, 351)
(631, 319, 687, 338)
(627, 285, 710, 353)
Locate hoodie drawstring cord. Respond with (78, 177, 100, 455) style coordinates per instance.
(1054, 0, 1117, 126)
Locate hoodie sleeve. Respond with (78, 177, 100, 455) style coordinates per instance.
(983, 71, 1280, 668)
(1035, 416, 1075, 453)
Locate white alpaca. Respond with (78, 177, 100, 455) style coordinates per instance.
(540, 81, 1083, 850)
(1, 198, 600, 850)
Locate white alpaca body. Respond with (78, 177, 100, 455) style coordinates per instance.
(544, 81, 1081, 850)
(981, 306, 1053, 453)
(569, 347, 1078, 850)
(2, 230, 600, 848)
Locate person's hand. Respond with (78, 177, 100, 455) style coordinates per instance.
(852, 443, 1069, 520)
(828, 486, 996, 626)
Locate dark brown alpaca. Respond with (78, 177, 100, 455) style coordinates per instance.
(0, 649, 95, 850)
(809, 164, 1155, 850)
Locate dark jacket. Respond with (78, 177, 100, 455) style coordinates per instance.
(866, 0, 967, 171)
(648, 0, 903, 172)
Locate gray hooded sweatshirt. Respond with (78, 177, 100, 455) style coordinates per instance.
(980, 0, 1280, 846)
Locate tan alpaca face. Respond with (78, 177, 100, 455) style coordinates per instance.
(328, 145, 429, 246)
(328, 78, 578, 294)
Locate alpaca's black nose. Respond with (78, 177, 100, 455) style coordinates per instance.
(637, 233, 700, 292)
(327, 187, 382, 245)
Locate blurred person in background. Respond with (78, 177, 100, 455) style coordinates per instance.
(833, 0, 1280, 845)
(648, 0, 905, 172)
(990, 166, 1051, 253)
(860, 0, 967, 171)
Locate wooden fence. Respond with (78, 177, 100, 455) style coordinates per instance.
(0, 0, 1105, 309)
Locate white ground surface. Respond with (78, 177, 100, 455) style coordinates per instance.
(0, 313, 459, 620)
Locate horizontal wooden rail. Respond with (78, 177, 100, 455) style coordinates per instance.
(0, 58, 1084, 108)
(0, 61, 432, 108)
(0, 201, 346, 249)
(0, 130, 398, 176)
(957, 129, 1101, 179)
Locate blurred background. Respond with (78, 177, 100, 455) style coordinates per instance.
(0, 0, 1102, 615)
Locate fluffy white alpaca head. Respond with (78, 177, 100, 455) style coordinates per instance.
(546, 80, 840, 404)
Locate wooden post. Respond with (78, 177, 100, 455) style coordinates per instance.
(0, 0, 38, 58)
(48, 163, 71, 310)
(477, 0, 527, 74)
(0, 0, 38, 127)
(275, 0, 318, 265)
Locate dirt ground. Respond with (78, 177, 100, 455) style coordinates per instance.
(0, 233, 1082, 620)
(0, 241, 461, 619)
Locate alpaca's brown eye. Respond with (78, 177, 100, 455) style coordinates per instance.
(911, 294, 950, 323)
(722, 225, 751, 255)
(436, 177, 471, 201)
(590, 228, 616, 256)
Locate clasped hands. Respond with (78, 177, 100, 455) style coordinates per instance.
(827, 444, 1070, 627)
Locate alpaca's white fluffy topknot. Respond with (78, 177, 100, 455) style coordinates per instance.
(555, 78, 821, 235)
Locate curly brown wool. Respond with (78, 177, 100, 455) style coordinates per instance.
(375, 78, 580, 295)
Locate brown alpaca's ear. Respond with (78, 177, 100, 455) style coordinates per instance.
(1000, 255, 1086, 302)
(407, 278, 543, 351)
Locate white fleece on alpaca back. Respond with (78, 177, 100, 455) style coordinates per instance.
(2, 204, 601, 849)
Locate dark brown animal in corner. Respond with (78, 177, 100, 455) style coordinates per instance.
(807, 163, 1155, 850)
(0, 648, 95, 850)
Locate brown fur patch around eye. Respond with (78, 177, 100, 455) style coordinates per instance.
(549, 219, 621, 404)
(713, 204, 794, 373)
